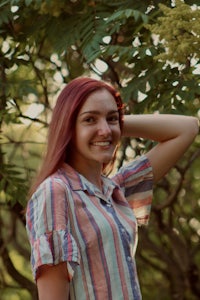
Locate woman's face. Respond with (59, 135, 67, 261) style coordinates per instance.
(70, 89, 121, 171)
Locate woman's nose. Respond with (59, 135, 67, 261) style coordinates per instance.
(97, 119, 111, 136)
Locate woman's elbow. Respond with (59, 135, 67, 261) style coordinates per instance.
(188, 117, 199, 140)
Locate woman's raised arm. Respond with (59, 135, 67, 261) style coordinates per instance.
(122, 114, 199, 183)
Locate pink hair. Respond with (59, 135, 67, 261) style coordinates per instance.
(29, 77, 124, 196)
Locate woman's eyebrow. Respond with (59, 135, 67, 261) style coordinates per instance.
(80, 110, 119, 116)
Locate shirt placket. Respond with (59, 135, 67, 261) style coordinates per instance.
(97, 186, 141, 299)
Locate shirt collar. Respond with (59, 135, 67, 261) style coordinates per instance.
(60, 163, 118, 201)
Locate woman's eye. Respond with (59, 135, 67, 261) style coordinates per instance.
(108, 115, 119, 122)
(84, 117, 95, 123)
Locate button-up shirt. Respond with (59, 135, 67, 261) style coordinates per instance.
(26, 155, 153, 300)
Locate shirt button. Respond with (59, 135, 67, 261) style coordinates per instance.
(127, 256, 132, 262)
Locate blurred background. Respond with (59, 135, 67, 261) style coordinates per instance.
(0, 0, 200, 299)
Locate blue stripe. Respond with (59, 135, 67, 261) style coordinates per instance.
(107, 205, 140, 299)
(125, 179, 153, 197)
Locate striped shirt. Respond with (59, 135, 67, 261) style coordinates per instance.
(26, 155, 153, 300)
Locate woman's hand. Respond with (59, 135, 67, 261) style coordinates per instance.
(122, 114, 199, 183)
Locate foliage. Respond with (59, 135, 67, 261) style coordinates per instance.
(146, 0, 200, 64)
(0, 0, 199, 299)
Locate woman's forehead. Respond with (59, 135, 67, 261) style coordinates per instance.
(79, 89, 117, 113)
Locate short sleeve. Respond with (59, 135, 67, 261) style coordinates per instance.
(112, 156, 153, 226)
(26, 177, 80, 281)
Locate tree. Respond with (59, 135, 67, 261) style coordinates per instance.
(0, 0, 199, 299)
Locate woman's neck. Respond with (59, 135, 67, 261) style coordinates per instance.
(68, 160, 103, 191)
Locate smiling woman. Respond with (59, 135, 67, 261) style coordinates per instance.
(69, 89, 121, 188)
(26, 77, 199, 300)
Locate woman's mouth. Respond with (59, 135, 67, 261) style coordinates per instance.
(92, 141, 111, 146)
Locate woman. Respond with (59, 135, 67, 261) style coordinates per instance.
(26, 77, 198, 300)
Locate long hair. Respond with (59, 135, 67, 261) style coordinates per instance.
(29, 77, 124, 197)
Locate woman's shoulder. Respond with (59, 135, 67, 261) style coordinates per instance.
(111, 155, 153, 186)
(114, 155, 152, 176)
(29, 169, 70, 202)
